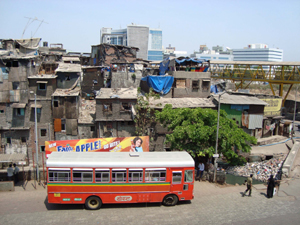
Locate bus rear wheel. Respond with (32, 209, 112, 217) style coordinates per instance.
(163, 194, 178, 206)
(85, 196, 102, 210)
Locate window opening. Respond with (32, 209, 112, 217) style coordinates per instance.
(103, 103, 112, 112)
(95, 170, 110, 182)
(202, 80, 210, 92)
(15, 108, 24, 116)
(172, 171, 182, 183)
(184, 170, 193, 182)
(61, 119, 66, 131)
(145, 169, 166, 182)
(91, 126, 95, 132)
(121, 103, 131, 111)
(0, 110, 4, 114)
(40, 129, 47, 137)
(12, 82, 19, 90)
(7, 137, 11, 144)
(65, 75, 71, 81)
(112, 170, 127, 182)
(40, 146, 45, 152)
(21, 137, 26, 143)
(12, 61, 19, 67)
(38, 83, 46, 90)
(73, 170, 93, 182)
(129, 169, 143, 182)
(53, 97, 59, 107)
(48, 170, 70, 182)
(192, 80, 199, 89)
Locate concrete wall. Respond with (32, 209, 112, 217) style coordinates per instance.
(78, 124, 97, 139)
(111, 71, 143, 89)
(52, 96, 79, 119)
(81, 68, 104, 97)
(96, 99, 136, 122)
(56, 72, 80, 89)
(0, 181, 14, 191)
(97, 121, 135, 138)
(1, 130, 29, 154)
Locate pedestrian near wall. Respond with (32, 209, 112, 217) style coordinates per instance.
(7, 164, 14, 181)
(242, 174, 253, 197)
(267, 175, 276, 198)
(13, 163, 20, 184)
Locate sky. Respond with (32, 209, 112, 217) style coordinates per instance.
(1, 0, 300, 61)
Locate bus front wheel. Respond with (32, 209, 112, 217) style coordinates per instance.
(162, 194, 178, 206)
(85, 196, 102, 210)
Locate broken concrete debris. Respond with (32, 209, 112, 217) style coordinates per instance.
(226, 154, 286, 182)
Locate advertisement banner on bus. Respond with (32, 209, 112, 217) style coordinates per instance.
(45, 136, 149, 157)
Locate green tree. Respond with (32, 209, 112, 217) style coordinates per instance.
(134, 87, 160, 138)
(155, 105, 257, 165)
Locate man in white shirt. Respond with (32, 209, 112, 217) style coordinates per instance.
(197, 162, 205, 181)
(7, 164, 14, 181)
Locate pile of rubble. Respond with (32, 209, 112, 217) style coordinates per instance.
(226, 154, 286, 182)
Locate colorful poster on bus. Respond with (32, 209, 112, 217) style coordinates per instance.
(45, 136, 149, 157)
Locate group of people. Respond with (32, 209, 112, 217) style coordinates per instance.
(7, 163, 20, 184)
(242, 174, 277, 198)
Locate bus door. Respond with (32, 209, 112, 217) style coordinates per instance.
(182, 169, 194, 198)
(171, 170, 183, 193)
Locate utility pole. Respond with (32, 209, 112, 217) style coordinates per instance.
(214, 92, 226, 183)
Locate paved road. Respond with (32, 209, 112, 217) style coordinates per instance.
(1, 180, 299, 225)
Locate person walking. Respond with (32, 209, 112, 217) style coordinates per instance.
(13, 163, 20, 184)
(242, 174, 253, 197)
(7, 164, 14, 181)
(199, 162, 205, 180)
(267, 175, 276, 198)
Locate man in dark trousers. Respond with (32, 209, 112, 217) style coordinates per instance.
(242, 174, 253, 197)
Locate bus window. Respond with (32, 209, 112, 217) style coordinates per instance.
(95, 169, 110, 182)
(112, 169, 127, 182)
(128, 169, 143, 182)
(172, 172, 182, 184)
(184, 170, 193, 182)
(73, 169, 93, 182)
(145, 169, 166, 182)
(48, 169, 70, 182)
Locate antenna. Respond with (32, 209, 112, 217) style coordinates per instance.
(22, 17, 48, 39)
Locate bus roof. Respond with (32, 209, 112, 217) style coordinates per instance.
(46, 152, 195, 168)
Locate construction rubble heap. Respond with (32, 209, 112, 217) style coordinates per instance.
(226, 154, 286, 182)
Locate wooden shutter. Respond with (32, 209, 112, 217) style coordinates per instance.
(54, 119, 62, 132)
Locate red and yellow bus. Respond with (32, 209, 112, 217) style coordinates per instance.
(47, 151, 195, 209)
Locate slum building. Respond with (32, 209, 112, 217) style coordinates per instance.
(95, 88, 137, 138)
(0, 38, 43, 163)
(52, 63, 82, 140)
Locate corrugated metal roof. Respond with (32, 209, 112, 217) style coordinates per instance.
(213, 93, 268, 105)
(11, 103, 26, 108)
(150, 97, 215, 109)
(96, 88, 137, 99)
(211, 60, 300, 66)
(62, 57, 80, 62)
(55, 63, 82, 73)
(28, 75, 57, 79)
(30, 104, 42, 108)
(52, 88, 80, 97)
(46, 152, 194, 168)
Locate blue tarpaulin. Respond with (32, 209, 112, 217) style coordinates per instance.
(159, 58, 170, 75)
(175, 58, 206, 65)
(210, 85, 219, 94)
(141, 75, 174, 95)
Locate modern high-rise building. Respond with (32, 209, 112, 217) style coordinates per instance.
(100, 25, 163, 61)
(233, 44, 283, 62)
